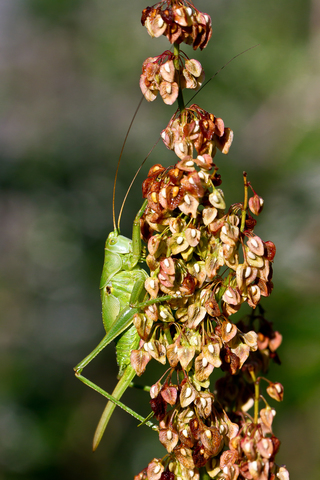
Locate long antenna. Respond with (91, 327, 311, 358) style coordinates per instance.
(117, 137, 161, 231)
(112, 95, 144, 231)
(116, 45, 260, 229)
(186, 44, 260, 106)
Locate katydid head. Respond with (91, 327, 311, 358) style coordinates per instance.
(106, 230, 132, 254)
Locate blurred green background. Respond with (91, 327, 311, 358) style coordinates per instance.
(0, 0, 319, 478)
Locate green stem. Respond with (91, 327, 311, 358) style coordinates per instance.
(249, 369, 260, 424)
(240, 171, 248, 232)
(173, 42, 185, 112)
(163, 324, 173, 345)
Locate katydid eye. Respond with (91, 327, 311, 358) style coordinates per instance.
(110, 239, 117, 245)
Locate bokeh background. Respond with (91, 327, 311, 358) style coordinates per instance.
(1, 0, 320, 478)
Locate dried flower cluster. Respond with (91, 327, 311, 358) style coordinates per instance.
(141, 0, 212, 50)
(140, 52, 204, 104)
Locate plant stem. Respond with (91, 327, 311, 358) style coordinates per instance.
(240, 171, 248, 232)
(173, 42, 185, 112)
(249, 369, 260, 424)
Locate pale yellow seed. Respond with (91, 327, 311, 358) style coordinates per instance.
(219, 425, 225, 434)
(189, 471, 195, 478)
(179, 142, 185, 153)
(226, 323, 232, 333)
(184, 194, 191, 205)
(154, 465, 161, 474)
(164, 62, 171, 73)
(150, 279, 155, 289)
(202, 357, 208, 368)
(251, 286, 257, 295)
(180, 448, 187, 456)
(185, 387, 192, 398)
(245, 267, 252, 278)
(167, 430, 173, 440)
(226, 289, 233, 298)
(208, 344, 214, 354)
(189, 177, 195, 184)
(187, 410, 194, 417)
(151, 192, 158, 203)
(172, 186, 179, 197)
(177, 236, 184, 245)
(222, 225, 228, 235)
(166, 84, 172, 95)
(197, 155, 205, 163)
(262, 439, 269, 449)
(164, 258, 170, 268)
(194, 263, 200, 273)
(276, 384, 282, 393)
(186, 160, 194, 167)
(205, 429, 212, 439)
(248, 251, 256, 259)
(186, 7, 192, 16)
(160, 310, 168, 319)
(191, 229, 197, 238)
(251, 238, 259, 248)
(176, 8, 182, 16)
(260, 198, 264, 206)
(212, 194, 219, 203)
(161, 187, 167, 199)
(200, 397, 207, 407)
(198, 171, 204, 179)
(182, 429, 188, 437)
(148, 342, 154, 351)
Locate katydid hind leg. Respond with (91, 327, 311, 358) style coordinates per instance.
(92, 364, 137, 451)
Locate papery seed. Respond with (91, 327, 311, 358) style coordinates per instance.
(226, 323, 232, 333)
(166, 84, 172, 94)
(149, 305, 155, 312)
(179, 142, 185, 153)
(144, 343, 148, 351)
(158, 17, 164, 27)
(176, 8, 182, 16)
(208, 344, 214, 353)
(223, 466, 229, 474)
(154, 465, 161, 474)
(148, 342, 154, 351)
(222, 225, 228, 235)
(212, 194, 219, 203)
(160, 311, 168, 319)
(164, 258, 170, 267)
(205, 429, 212, 438)
(151, 192, 158, 203)
(251, 461, 258, 472)
(200, 289, 206, 299)
(174, 345, 178, 353)
(184, 194, 191, 205)
(275, 383, 282, 393)
(200, 397, 207, 407)
(248, 251, 256, 259)
(164, 62, 171, 73)
(191, 229, 197, 238)
(182, 429, 188, 437)
(189, 471, 195, 478)
(181, 448, 187, 456)
(161, 131, 166, 139)
(197, 155, 205, 163)
(186, 160, 194, 167)
(186, 7, 193, 16)
(187, 410, 194, 417)
(161, 187, 167, 198)
(159, 273, 166, 281)
(219, 425, 225, 434)
(202, 357, 208, 367)
(172, 186, 179, 197)
(150, 279, 155, 289)
(262, 439, 269, 449)
(251, 286, 257, 295)
(185, 387, 192, 398)
(260, 198, 264, 206)
(245, 267, 252, 278)
(167, 430, 173, 440)
(177, 236, 184, 244)
(194, 263, 200, 273)
(226, 244, 231, 251)
(198, 171, 204, 179)
(169, 462, 174, 472)
(189, 177, 195, 184)
(226, 289, 233, 298)
(272, 409, 276, 416)
(204, 14, 209, 22)
(251, 238, 259, 248)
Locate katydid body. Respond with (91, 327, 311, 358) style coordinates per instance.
(74, 200, 172, 450)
